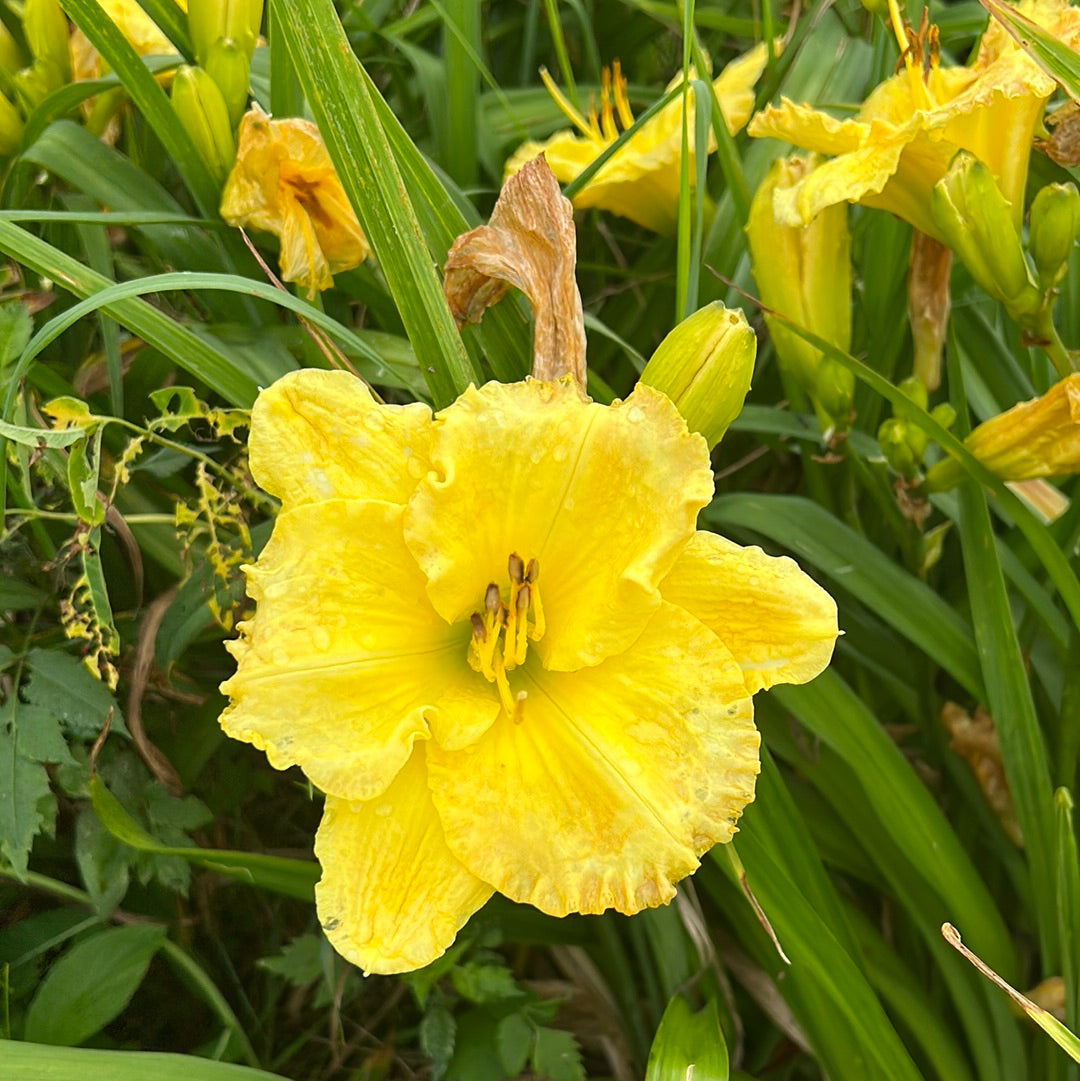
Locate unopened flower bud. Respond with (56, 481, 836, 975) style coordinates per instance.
(23, 0, 71, 83)
(0, 88, 23, 156)
(930, 401, 956, 431)
(926, 373, 1080, 490)
(188, 0, 263, 66)
(813, 357, 855, 427)
(747, 153, 852, 420)
(931, 151, 1041, 318)
(203, 37, 250, 128)
(640, 301, 756, 449)
(1028, 182, 1080, 291)
(171, 65, 236, 183)
(13, 59, 60, 111)
(0, 20, 25, 77)
(878, 417, 921, 480)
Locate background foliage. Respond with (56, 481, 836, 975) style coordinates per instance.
(1, 0, 1079, 1078)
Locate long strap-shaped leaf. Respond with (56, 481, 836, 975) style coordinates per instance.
(271, 0, 480, 406)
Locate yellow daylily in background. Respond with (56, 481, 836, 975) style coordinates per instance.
(71, 0, 187, 81)
(220, 105, 370, 293)
(219, 369, 838, 974)
(505, 44, 771, 232)
(927, 373, 1080, 488)
(748, 0, 1080, 237)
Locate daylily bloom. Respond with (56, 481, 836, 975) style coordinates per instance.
(71, 0, 187, 81)
(220, 105, 371, 293)
(926, 373, 1080, 488)
(505, 44, 772, 232)
(747, 0, 1080, 238)
(219, 369, 838, 974)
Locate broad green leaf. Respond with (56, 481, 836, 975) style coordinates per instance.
(0, 417, 86, 448)
(271, 0, 480, 406)
(22, 648, 126, 740)
(90, 776, 318, 901)
(645, 995, 729, 1081)
(23, 923, 166, 1046)
(0, 1041, 292, 1081)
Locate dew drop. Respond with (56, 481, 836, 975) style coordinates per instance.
(552, 444, 568, 463)
(312, 626, 332, 651)
(374, 804, 393, 817)
(627, 405, 645, 423)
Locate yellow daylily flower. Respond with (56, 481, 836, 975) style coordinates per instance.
(220, 369, 838, 974)
(505, 44, 771, 232)
(220, 105, 371, 293)
(927, 373, 1080, 487)
(748, 0, 1080, 238)
(71, 0, 187, 81)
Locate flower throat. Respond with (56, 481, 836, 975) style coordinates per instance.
(468, 553, 546, 721)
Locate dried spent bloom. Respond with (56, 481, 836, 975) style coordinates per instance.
(926, 373, 1080, 489)
(219, 369, 839, 974)
(220, 105, 371, 293)
(505, 44, 772, 232)
(747, 0, 1080, 238)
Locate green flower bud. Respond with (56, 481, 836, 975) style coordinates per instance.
(13, 59, 60, 112)
(640, 301, 756, 450)
(203, 37, 250, 128)
(171, 65, 236, 184)
(931, 151, 1040, 318)
(898, 375, 928, 411)
(188, 0, 263, 66)
(813, 357, 855, 429)
(746, 153, 852, 411)
(930, 401, 956, 431)
(22, 0, 70, 83)
(1028, 182, 1080, 291)
(0, 19, 26, 77)
(0, 87, 22, 155)
(877, 417, 921, 481)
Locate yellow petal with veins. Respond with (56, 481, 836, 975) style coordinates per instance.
(660, 531, 838, 694)
(404, 379, 713, 671)
(316, 746, 494, 975)
(248, 369, 433, 508)
(220, 499, 469, 801)
(427, 603, 758, 916)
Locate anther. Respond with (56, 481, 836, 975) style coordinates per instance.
(470, 613, 486, 641)
(485, 582, 501, 615)
(526, 557, 539, 584)
(508, 553, 525, 584)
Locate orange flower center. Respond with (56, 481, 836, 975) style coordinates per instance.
(467, 553, 546, 721)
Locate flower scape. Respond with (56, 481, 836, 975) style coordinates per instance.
(219, 160, 839, 975)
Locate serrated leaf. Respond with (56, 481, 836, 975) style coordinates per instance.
(495, 1011, 532, 1075)
(74, 808, 129, 914)
(450, 960, 520, 1004)
(22, 649, 126, 740)
(23, 923, 166, 1046)
(420, 1003, 457, 1081)
(531, 1026, 585, 1081)
(258, 935, 325, 986)
(0, 710, 55, 878)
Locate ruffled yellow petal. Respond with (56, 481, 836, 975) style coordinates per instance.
(316, 746, 493, 975)
(712, 41, 771, 135)
(748, 100, 868, 157)
(220, 499, 470, 801)
(660, 531, 838, 694)
(404, 379, 713, 671)
(427, 602, 758, 917)
(248, 369, 432, 508)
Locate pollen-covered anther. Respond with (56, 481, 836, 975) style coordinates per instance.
(466, 553, 545, 712)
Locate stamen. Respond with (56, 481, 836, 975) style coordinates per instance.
(612, 60, 635, 131)
(493, 652, 516, 716)
(540, 67, 596, 140)
(470, 613, 485, 641)
(485, 582, 501, 616)
(515, 583, 531, 665)
(513, 690, 528, 725)
(887, 0, 932, 110)
(526, 558, 545, 641)
(508, 553, 525, 584)
(599, 67, 618, 142)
